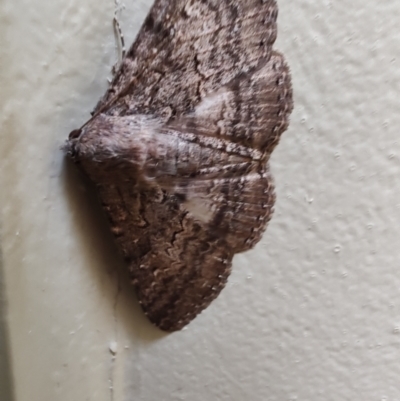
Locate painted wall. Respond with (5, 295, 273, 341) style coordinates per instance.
(1, 1, 400, 400)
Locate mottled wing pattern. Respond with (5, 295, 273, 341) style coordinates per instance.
(154, 53, 292, 252)
(170, 171, 276, 254)
(94, 183, 234, 331)
(67, 0, 293, 331)
(171, 52, 292, 154)
(96, 0, 279, 118)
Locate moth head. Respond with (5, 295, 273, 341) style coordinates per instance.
(64, 128, 82, 160)
(64, 114, 128, 162)
(69, 128, 82, 140)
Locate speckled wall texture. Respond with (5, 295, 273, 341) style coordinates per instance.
(1, 1, 400, 400)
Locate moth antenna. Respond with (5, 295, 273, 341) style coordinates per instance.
(112, 0, 126, 73)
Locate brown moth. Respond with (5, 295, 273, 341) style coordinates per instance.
(66, 0, 293, 331)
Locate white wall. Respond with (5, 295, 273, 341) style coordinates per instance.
(1, 1, 400, 400)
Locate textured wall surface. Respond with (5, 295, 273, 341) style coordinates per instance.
(1, 1, 400, 400)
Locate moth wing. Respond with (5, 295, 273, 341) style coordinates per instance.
(96, 0, 280, 117)
(170, 169, 276, 253)
(96, 183, 234, 331)
(169, 51, 293, 154)
(136, 165, 275, 329)
(96, 171, 274, 331)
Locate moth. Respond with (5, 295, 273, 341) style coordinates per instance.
(66, 0, 293, 331)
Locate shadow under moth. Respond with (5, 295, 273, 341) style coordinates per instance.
(66, 0, 293, 331)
